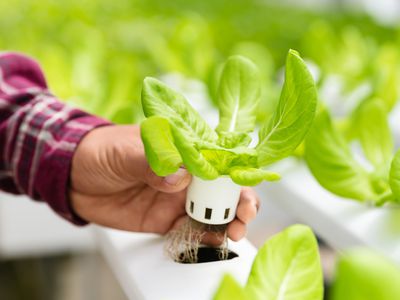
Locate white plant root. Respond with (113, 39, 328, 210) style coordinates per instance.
(164, 218, 229, 263)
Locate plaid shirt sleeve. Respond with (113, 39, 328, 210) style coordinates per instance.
(0, 52, 112, 225)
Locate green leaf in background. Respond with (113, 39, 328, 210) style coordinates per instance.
(3, 0, 398, 127)
(109, 105, 136, 125)
(331, 249, 400, 300)
(170, 14, 215, 80)
(103, 54, 143, 123)
(256, 49, 317, 166)
(140, 116, 182, 176)
(389, 150, 400, 200)
(305, 109, 378, 201)
(230, 168, 280, 186)
(375, 68, 398, 112)
(372, 46, 399, 112)
(231, 42, 279, 123)
(245, 224, 323, 300)
(355, 100, 393, 170)
(213, 274, 247, 300)
(216, 55, 261, 134)
(141, 77, 218, 143)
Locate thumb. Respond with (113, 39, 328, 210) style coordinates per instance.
(121, 125, 192, 192)
(143, 166, 192, 193)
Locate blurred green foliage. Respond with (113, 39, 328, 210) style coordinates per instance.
(1, 0, 399, 124)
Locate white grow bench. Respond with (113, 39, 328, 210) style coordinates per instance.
(95, 159, 400, 300)
(96, 229, 257, 300)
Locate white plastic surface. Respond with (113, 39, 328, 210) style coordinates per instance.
(186, 176, 241, 225)
(0, 192, 95, 258)
(96, 226, 257, 300)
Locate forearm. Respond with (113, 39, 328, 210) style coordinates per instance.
(0, 52, 112, 224)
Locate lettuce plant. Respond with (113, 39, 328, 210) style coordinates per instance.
(213, 225, 400, 300)
(340, 49, 399, 141)
(230, 41, 280, 124)
(213, 225, 324, 300)
(331, 249, 400, 300)
(305, 100, 400, 205)
(140, 50, 317, 186)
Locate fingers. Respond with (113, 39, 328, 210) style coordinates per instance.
(222, 188, 260, 242)
(119, 125, 192, 193)
(198, 219, 247, 245)
(199, 219, 248, 245)
(236, 187, 260, 224)
(143, 166, 192, 193)
(201, 231, 228, 246)
(139, 190, 187, 234)
(227, 219, 247, 241)
(225, 188, 259, 241)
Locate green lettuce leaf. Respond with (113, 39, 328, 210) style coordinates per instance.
(331, 249, 400, 300)
(355, 100, 393, 170)
(256, 49, 317, 166)
(389, 150, 400, 200)
(245, 224, 323, 300)
(140, 52, 316, 186)
(213, 274, 247, 300)
(231, 41, 279, 124)
(305, 109, 377, 201)
(140, 116, 182, 176)
(373, 63, 398, 112)
(217, 131, 252, 148)
(141, 77, 218, 143)
(200, 148, 258, 175)
(230, 168, 281, 186)
(170, 124, 219, 180)
(216, 55, 260, 134)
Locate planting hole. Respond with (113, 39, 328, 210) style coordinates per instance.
(177, 247, 238, 264)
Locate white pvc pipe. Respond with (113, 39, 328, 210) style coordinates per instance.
(186, 176, 242, 225)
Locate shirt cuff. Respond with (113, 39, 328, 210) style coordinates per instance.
(34, 114, 113, 225)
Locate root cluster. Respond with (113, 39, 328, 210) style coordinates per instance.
(164, 218, 229, 263)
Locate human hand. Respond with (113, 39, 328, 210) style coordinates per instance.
(69, 125, 260, 243)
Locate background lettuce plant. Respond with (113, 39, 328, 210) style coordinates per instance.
(140, 50, 317, 186)
(213, 225, 400, 300)
(338, 50, 399, 141)
(331, 248, 400, 300)
(213, 224, 324, 300)
(2, 0, 398, 127)
(305, 100, 400, 205)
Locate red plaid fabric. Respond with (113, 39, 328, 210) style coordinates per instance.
(0, 52, 112, 225)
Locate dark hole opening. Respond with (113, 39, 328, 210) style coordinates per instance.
(204, 208, 212, 220)
(177, 247, 238, 264)
(190, 201, 194, 213)
(224, 208, 230, 219)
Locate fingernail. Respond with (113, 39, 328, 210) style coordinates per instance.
(164, 168, 188, 185)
